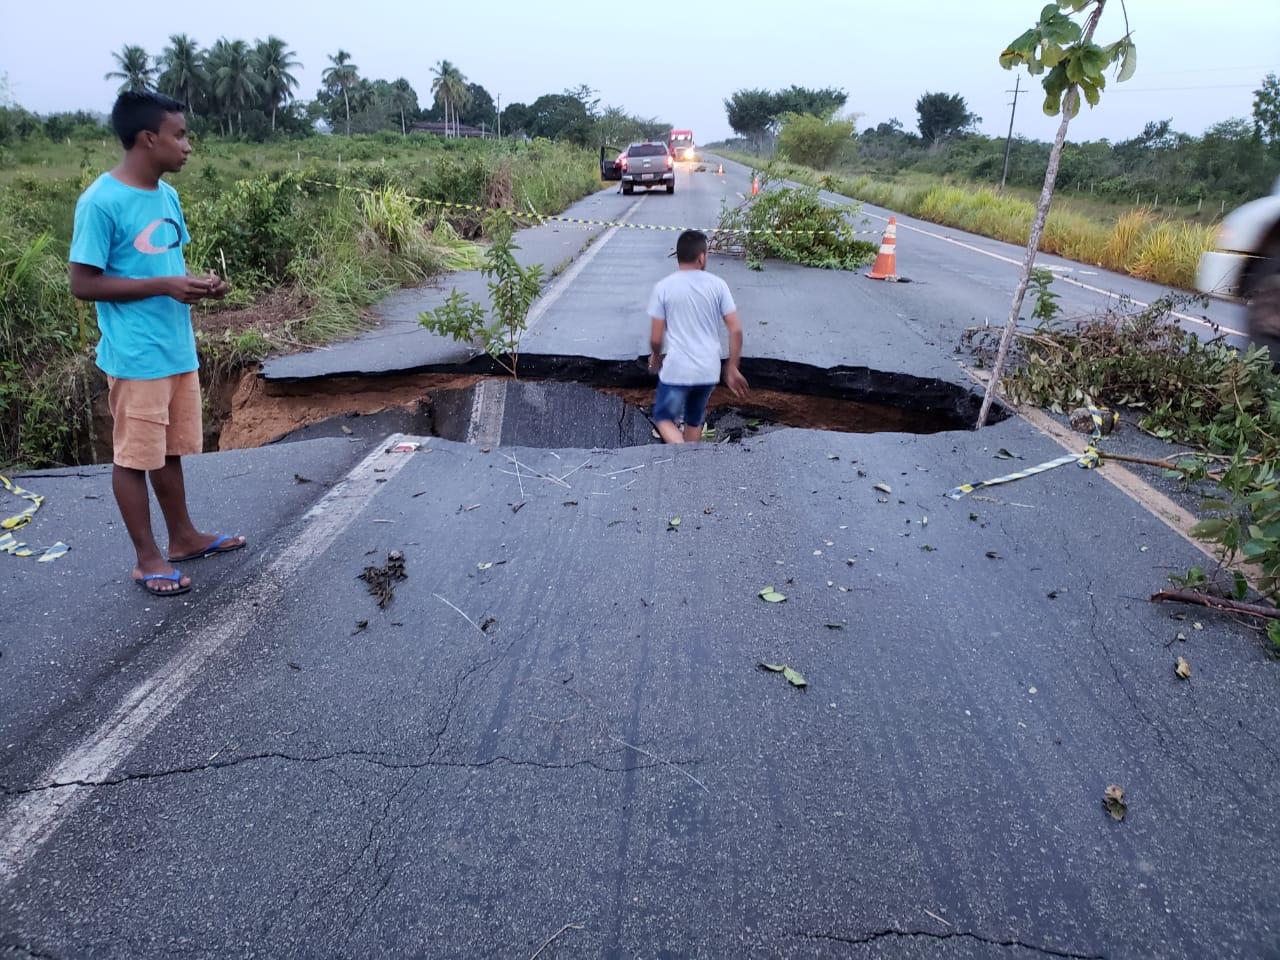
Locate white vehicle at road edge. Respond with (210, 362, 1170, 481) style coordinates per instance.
(1196, 175, 1280, 351)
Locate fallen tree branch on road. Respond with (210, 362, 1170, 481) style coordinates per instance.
(1150, 589, 1280, 621)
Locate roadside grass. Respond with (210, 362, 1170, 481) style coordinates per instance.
(0, 133, 603, 468)
(716, 150, 1216, 290)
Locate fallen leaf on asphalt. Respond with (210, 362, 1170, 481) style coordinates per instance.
(340, 425, 353, 435)
(827, 454, 840, 460)
(986, 550, 1002, 559)
(287, 661, 302, 671)
(758, 662, 808, 689)
(1103, 785, 1128, 821)
(1192, 622, 1203, 631)
(704, 506, 714, 515)
(758, 586, 786, 603)
(873, 483, 892, 494)
(462, 503, 481, 512)
(824, 622, 845, 630)
(294, 473, 313, 484)
(607, 519, 624, 527)
(846, 558, 856, 566)
(1176, 631, 1187, 642)
(668, 516, 681, 530)
(480, 616, 497, 633)
(920, 544, 935, 552)
(1175, 656, 1191, 679)
(511, 501, 526, 513)
(352, 620, 369, 635)
(994, 448, 1020, 460)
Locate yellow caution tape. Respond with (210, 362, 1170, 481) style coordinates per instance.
(946, 407, 1112, 501)
(1, 474, 41, 530)
(301, 179, 884, 238)
(0, 474, 69, 562)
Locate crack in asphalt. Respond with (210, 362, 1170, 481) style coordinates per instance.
(798, 928, 1104, 959)
(1084, 579, 1260, 804)
(0, 748, 683, 797)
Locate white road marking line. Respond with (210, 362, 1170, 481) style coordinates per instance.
(466, 378, 507, 448)
(839, 199, 1248, 338)
(0, 435, 420, 887)
(524, 197, 644, 331)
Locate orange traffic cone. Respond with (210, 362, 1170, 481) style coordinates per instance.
(865, 217, 899, 281)
(751, 174, 760, 196)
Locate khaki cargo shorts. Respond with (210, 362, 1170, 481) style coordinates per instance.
(107, 371, 203, 471)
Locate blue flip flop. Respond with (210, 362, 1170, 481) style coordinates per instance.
(133, 569, 191, 597)
(168, 534, 245, 563)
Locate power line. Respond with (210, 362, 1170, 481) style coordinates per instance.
(1110, 83, 1260, 93)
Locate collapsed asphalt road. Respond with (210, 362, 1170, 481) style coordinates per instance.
(1, 164, 1277, 958)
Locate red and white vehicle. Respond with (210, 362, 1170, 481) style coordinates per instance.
(668, 129, 695, 161)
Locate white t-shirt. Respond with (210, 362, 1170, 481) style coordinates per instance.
(647, 269, 737, 386)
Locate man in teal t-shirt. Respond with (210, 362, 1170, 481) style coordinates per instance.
(69, 91, 245, 597)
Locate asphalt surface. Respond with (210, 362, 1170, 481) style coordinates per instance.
(2, 160, 1278, 958)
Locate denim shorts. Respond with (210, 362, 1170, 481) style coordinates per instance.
(653, 380, 715, 427)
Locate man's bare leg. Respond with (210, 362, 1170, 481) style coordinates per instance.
(113, 464, 189, 592)
(149, 456, 244, 560)
(683, 424, 702, 442)
(656, 420, 685, 444)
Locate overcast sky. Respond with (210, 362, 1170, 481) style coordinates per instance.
(2, 0, 1276, 144)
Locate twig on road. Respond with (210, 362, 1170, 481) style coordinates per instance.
(529, 920, 585, 960)
(433, 593, 488, 636)
(607, 734, 710, 795)
(504, 453, 571, 488)
(601, 463, 645, 478)
(1150, 589, 1280, 621)
(555, 459, 592, 483)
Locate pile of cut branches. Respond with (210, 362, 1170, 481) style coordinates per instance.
(965, 293, 1280, 645)
(713, 182, 876, 272)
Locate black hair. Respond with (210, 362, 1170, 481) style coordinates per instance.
(111, 90, 186, 149)
(675, 229, 708, 264)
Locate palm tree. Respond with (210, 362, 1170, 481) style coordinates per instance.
(105, 45, 155, 94)
(322, 50, 359, 135)
(157, 34, 206, 112)
(431, 60, 470, 137)
(252, 36, 300, 132)
(209, 38, 259, 136)
(389, 78, 417, 135)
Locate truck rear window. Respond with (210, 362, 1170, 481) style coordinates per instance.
(629, 144, 668, 157)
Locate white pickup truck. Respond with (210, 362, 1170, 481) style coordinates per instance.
(1197, 176, 1280, 352)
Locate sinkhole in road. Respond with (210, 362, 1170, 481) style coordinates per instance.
(216, 354, 1003, 452)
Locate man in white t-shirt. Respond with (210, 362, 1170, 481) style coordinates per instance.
(647, 230, 749, 443)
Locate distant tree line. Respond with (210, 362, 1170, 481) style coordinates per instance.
(728, 75, 1280, 208)
(0, 43, 669, 149)
(723, 85, 850, 149)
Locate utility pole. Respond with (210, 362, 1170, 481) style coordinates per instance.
(999, 74, 1022, 193)
(496, 92, 501, 141)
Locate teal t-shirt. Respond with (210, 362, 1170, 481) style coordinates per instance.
(69, 173, 198, 380)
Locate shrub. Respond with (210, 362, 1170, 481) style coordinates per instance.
(777, 113, 854, 170)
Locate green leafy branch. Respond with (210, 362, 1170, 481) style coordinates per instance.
(418, 209, 543, 378)
(999, 1, 1136, 118)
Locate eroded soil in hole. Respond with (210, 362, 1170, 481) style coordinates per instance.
(218, 367, 967, 451)
(218, 370, 486, 449)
